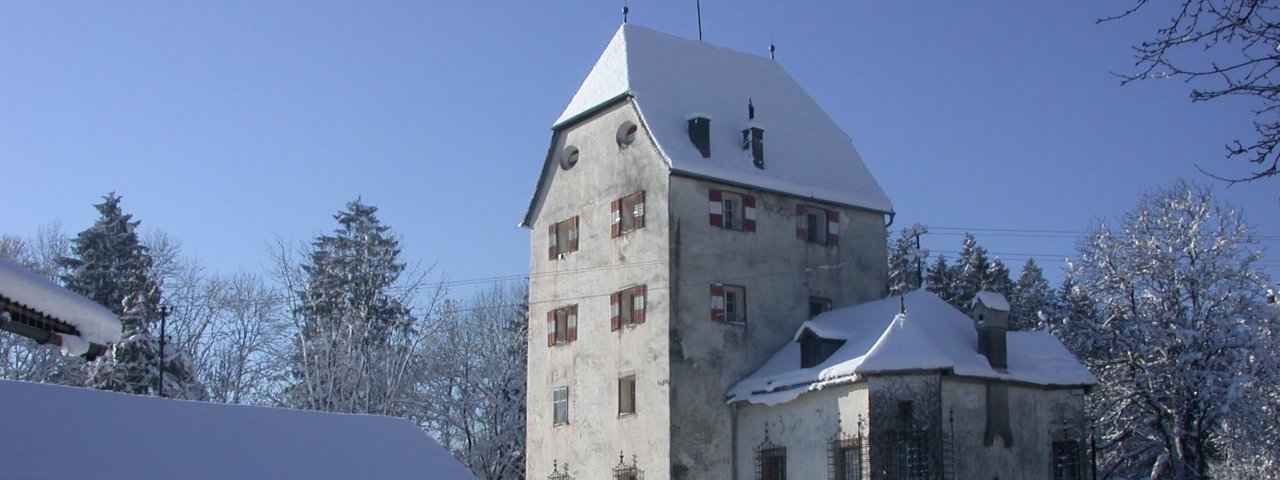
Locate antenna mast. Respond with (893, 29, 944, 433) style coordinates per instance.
(696, 0, 703, 41)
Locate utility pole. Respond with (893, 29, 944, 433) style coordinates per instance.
(158, 304, 168, 398)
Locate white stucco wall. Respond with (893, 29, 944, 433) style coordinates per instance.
(735, 383, 870, 479)
(526, 101, 674, 479)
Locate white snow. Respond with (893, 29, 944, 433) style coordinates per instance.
(0, 379, 474, 479)
(0, 257, 121, 345)
(726, 290, 1095, 406)
(555, 24, 894, 214)
(973, 290, 1011, 312)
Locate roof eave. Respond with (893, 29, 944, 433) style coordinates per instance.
(669, 170, 895, 216)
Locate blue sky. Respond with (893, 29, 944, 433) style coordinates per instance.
(3, 1, 1277, 294)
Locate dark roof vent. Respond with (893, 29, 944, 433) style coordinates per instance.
(687, 116, 711, 158)
(743, 126, 764, 169)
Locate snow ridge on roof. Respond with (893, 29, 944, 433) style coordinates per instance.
(726, 290, 1094, 406)
(0, 257, 121, 345)
(973, 291, 1010, 312)
(555, 24, 893, 213)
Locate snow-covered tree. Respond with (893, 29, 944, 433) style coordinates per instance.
(1065, 181, 1278, 479)
(887, 227, 926, 296)
(1008, 259, 1053, 331)
(925, 254, 957, 305)
(953, 233, 991, 307)
(419, 282, 527, 479)
(284, 199, 439, 416)
(983, 256, 1013, 296)
(58, 194, 206, 399)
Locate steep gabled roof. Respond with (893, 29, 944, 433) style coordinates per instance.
(522, 24, 892, 228)
(726, 290, 1095, 406)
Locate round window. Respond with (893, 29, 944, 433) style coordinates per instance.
(560, 146, 580, 170)
(616, 121, 638, 147)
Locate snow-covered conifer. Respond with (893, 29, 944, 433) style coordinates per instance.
(1008, 259, 1052, 331)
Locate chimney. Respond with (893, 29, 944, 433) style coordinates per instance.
(687, 115, 711, 158)
(970, 291, 1009, 370)
(743, 99, 764, 169)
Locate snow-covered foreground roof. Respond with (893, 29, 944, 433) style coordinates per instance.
(0, 380, 474, 480)
(555, 24, 893, 213)
(0, 257, 121, 345)
(726, 290, 1095, 406)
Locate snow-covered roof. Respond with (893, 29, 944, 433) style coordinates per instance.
(726, 290, 1094, 406)
(552, 24, 893, 214)
(0, 257, 121, 345)
(0, 379, 474, 479)
(973, 291, 1010, 312)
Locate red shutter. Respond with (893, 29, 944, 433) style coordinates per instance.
(611, 199, 622, 238)
(633, 191, 645, 230)
(743, 194, 757, 232)
(546, 310, 556, 347)
(610, 292, 621, 331)
(826, 209, 840, 246)
(708, 189, 723, 227)
(567, 305, 578, 342)
(569, 216, 579, 252)
(710, 283, 725, 322)
(632, 285, 646, 324)
(795, 204, 807, 240)
(548, 224, 558, 260)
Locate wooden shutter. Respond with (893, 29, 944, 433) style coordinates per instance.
(546, 310, 556, 347)
(710, 283, 725, 322)
(826, 210, 840, 246)
(611, 199, 622, 238)
(743, 194, 757, 232)
(795, 204, 807, 240)
(632, 191, 645, 230)
(567, 305, 578, 342)
(708, 189, 723, 227)
(548, 224, 558, 260)
(632, 285, 646, 324)
(610, 292, 621, 332)
(569, 216, 580, 252)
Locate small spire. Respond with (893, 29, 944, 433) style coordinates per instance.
(769, 42, 776, 60)
(622, 4, 629, 23)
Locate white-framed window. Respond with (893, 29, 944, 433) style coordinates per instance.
(611, 285, 647, 331)
(795, 204, 840, 246)
(711, 283, 747, 324)
(709, 189, 756, 232)
(553, 387, 569, 425)
(612, 191, 645, 237)
(545, 304, 577, 347)
(618, 375, 636, 415)
(548, 216, 579, 260)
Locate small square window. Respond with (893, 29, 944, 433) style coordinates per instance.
(757, 447, 786, 480)
(809, 297, 832, 318)
(618, 375, 636, 415)
(806, 208, 829, 243)
(722, 193, 743, 231)
(548, 216, 579, 260)
(553, 387, 569, 425)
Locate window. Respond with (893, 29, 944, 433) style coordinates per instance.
(711, 283, 746, 324)
(889, 430, 928, 480)
(709, 189, 756, 232)
(611, 191, 645, 237)
(610, 285, 647, 331)
(1052, 439, 1082, 480)
(617, 121, 638, 147)
(547, 216, 579, 260)
(545, 305, 577, 347)
(618, 375, 636, 415)
(560, 145, 579, 170)
(832, 439, 863, 480)
(799, 330, 845, 368)
(756, 447, 786, 480)
(552, 387, 569, 425)
(809, 297, 832, 318)
(795, 204, 840, 246)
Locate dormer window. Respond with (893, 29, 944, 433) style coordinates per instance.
(687, 115, 711, 158)
(742, 126, 764, 169)
(799, 329, 845, 368)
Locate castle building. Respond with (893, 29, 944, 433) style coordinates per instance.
(521, 24, 1092, 480)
